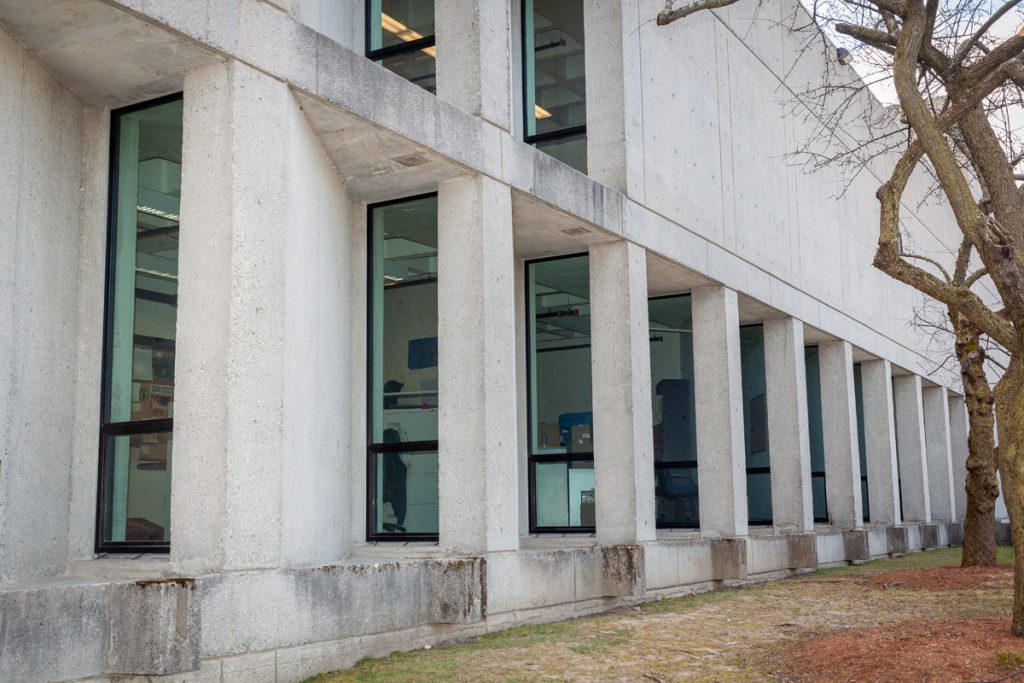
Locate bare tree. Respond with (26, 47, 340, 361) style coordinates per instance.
(659, 0, 1024, 632)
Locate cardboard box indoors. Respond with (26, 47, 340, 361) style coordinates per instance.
(570, 424, 593, 453)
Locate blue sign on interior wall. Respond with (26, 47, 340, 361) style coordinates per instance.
(408, 336, 438, 370)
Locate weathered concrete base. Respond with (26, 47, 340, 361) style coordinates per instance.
(1, 525, 965, 682)
(997, 521, 1013, 545)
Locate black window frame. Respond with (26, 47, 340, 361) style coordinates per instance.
(649, 293, 699, 530)
(364, 1, 437, 90)
(95, 92, 184, 555)
(525, 253, 594, 534)
(365, 192, 440, 543)
(805, 344, 829, 525)
(520, 0, 588, 157)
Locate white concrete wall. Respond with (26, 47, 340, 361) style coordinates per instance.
(0, 25, 84, 583)
(626, 0, 953, 377)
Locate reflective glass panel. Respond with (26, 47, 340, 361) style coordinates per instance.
(535, 460, 595, 527)
(524, 0, 587, 171)
(529, 255, 592, 455)
(101, 432, 173, 544)
(370, 196, 439, 445)
(371, 449, 438, 535)
(377, 50, 436, 93)
(805, 346, 828, 522)
(368, 0, 436, 92)
(740, 325, 772, 524)
(106, 99, 182, 425)
(854, 363, 870, 521)
(369, 0, 435, 51)
(649, 295, 698, 527)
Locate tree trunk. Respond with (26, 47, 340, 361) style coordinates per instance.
(953, 312, 999, 567)
(994, 358, 1024, 635)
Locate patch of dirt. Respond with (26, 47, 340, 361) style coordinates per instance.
(774, 617, 1024, 683)
(868, 565, 1013, 590)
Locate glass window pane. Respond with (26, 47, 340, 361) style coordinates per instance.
(107, 99, 183, 425)
(534, 132, 587, 174)
(655, 466, 699, 526)
(525, 0, 586, 138)
(376, 50, 436, 94)
(529, 255, 592, 454)
(370, 196, 439, 445)
(372, 450, 438, 534)
(812, 473, 828, 522)
(854, 363, 870, 521)
(740, 325, 772, 523)
(805, 346, 827, 521)
(650, 296, 697, 464)
(101, 432, 173, 544)
(535, 460, 594, 528)
(369, 0, 435, 51)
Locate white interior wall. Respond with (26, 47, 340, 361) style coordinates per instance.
(0, 25, 84, 583)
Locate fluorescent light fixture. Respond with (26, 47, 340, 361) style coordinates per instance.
(137, 205, 180, 222)
(535, 104, 552, 119)
(381, 12, 436, 58)
(136, 266, 178, 281)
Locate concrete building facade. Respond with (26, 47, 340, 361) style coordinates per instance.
(0, 0, 983, 680)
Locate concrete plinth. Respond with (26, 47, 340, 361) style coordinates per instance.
(711, 538, 748, 580)
(893, 375, 931, 523)
(787, 533, 818, 569)
(692, 286, 748, 537)
(860, 360, 901, 525)
(923, 386, 956, 522)
(819, 341, 863, 528)
(763, 318, 814, 532)
(107, 579, 200, 675)
(437, 175, 519, 555)
(842, 529, 870, 562)
(886, 526, 909, 555)
(589, 240, 656, 545)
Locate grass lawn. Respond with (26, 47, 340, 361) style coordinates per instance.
(307, 546, 1017, 682)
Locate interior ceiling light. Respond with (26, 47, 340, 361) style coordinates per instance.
(535, 104, 552, 119)
(137, 205, 180, 222)
(381, 13, 436, 57)
(136, 266, 178, 281)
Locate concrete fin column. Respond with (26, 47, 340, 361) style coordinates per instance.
(923, 386, 956, 522)
(589, 240, 656, 545)
(860, 359, 901, 526)
(174, 61, 353, 572)
(819, 340, 863, 529)
(948, 394, 969, 523)
(691, 286, 748, 538)
(893, 374, 932, 523)
(437, 175, 519, 554)
(763, 318, 814, 533)
(436, 0, 513, 129)
(583, 0, 643, 193)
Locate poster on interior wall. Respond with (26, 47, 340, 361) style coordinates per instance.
(407, 336, 438, 369)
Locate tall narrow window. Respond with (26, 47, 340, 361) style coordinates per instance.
(368, 194, 439, 540)
(523, 0, 587, 172)
(853, 363, 870, 522)
(740, 324, 772, 525)
(805, 346, 828, 523)
(527, 254, 593, 531)
(649, 295, 699, 528)
(366, 0, 436, 93)
(98, 95, 183, 552)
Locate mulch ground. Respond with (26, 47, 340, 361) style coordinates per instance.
(775, 617, 1024, 683)
(866, 565, 1014, 591)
